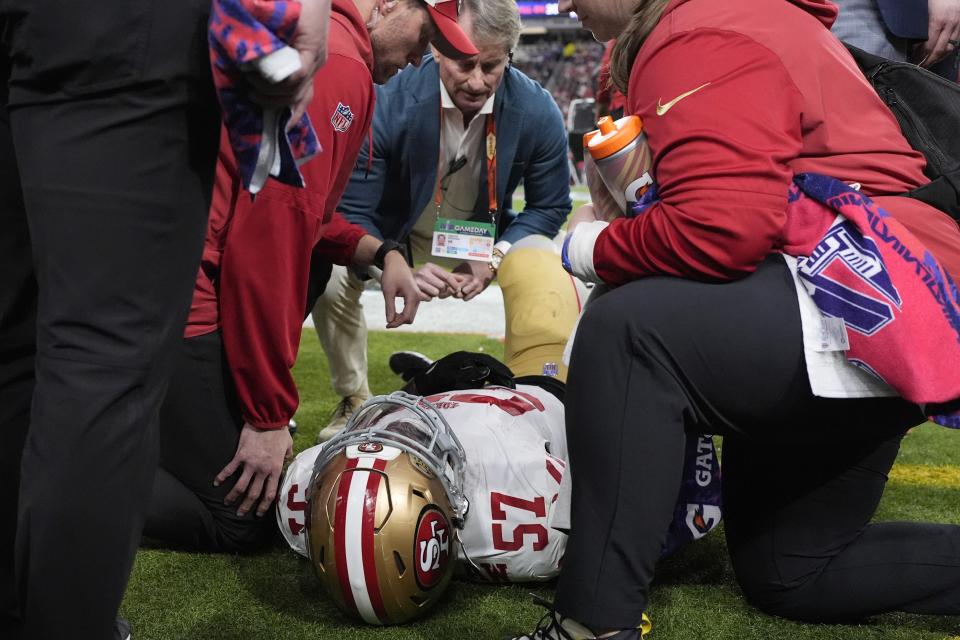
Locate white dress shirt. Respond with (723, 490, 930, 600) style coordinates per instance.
(409, 79, 496, 263)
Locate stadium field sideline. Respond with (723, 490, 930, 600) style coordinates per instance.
(122, 330, 960, 640)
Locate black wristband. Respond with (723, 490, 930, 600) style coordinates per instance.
(373, 239, 403, 270)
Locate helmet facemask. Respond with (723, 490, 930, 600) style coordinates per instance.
(311, 391, 470, 525)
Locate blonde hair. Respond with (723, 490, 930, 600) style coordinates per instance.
(610, 0, 669, 94)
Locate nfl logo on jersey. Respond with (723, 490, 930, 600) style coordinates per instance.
(331, 102, 354, 133)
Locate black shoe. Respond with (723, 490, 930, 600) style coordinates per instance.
(115, 617, 132, 640)
(509, 596, 651, 639)
(388, 351, 433, 382)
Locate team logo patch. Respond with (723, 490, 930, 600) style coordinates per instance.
(331, 102, 354, 133)
(414, 507, 451, 589)
(685, 503, 721, 539)
(358, 441, 383, 453)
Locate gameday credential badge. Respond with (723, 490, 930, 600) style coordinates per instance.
(431, 218, 495, 261)
(331, 102, 354, 133)
(413, 507, 451, 589)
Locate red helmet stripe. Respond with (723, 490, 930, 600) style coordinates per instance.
(361, 458, 389, 622)
(334, 457, 360, 615)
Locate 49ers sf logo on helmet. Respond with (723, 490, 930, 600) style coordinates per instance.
(414, 508, 451, 589)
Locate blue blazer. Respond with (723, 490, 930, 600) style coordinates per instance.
(338, 55, 571, 246)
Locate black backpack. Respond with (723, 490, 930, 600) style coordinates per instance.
(844, 43, 960, 222)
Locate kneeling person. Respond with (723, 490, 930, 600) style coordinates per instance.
(142, 0, 479, 553)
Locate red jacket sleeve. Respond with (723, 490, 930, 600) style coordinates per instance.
(220, 186, 320, 428)
(219, 54, 374, 429)
(314, 211, 367, 264)
(593, 30, 804, 285)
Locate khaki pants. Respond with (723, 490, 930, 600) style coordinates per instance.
(311, 229, 459, 398)
(311, 265, 371, 398)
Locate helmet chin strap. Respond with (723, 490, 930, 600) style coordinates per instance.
(454, 527, 485, 577)
(451, 495, 486, 578)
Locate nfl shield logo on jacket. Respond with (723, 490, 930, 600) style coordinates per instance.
(331, 103, 354, 133)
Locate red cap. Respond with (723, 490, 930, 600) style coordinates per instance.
(422, 0, 479, 59)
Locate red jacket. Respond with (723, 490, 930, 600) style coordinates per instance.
(594, 0, 960, 285)
(185, 0, 374, 428)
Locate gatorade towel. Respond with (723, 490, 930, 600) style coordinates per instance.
(210, 0, 321, 193)
(787, 174, 960, 428)
(661, 434, 722, 557)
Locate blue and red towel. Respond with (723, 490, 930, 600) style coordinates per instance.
(210, 0, 321, 193)
(788, 174, 960, 428)
(629, 173, 960, 427)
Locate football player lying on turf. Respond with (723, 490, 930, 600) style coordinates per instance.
(276, 244, 723, 624)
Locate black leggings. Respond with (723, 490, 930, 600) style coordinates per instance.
(556, 256, 960, 628)
(143, 331, 276, 553)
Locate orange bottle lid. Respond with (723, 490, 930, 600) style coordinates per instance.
(584, 115, 643, 160)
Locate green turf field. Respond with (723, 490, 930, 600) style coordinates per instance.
(121, 329, 960, 639)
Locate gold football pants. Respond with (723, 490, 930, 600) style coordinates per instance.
(499, 246, 586, 383)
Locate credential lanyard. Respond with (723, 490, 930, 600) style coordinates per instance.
(433, 109, 499, 232)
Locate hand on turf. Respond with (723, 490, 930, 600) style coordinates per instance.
(413, 262, 468, 300)
(216, 422, 293, 518)
(381, 250, 421, 328)
(452, 260, 494, 301)
(918, 0, 960, 67)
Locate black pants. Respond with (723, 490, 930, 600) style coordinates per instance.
(144, 236, 334, 553)
(556, 256, 960, 628)
(144, 331, 277, 553)
(0, 2, 218, 638)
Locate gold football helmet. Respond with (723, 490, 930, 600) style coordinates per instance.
(306, 392, 469, 625)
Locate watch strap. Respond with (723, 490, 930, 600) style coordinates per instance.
(374, 239, 403, 270)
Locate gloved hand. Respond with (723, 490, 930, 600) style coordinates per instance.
(414, 351, 515, 395)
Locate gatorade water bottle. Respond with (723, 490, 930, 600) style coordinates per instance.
(583, 115, 653, 218)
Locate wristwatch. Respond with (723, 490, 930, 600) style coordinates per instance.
(374, 239, 404, 270)
(488, 248, 505, 274)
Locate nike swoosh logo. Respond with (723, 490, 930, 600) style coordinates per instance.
(656, 82, 711, 116)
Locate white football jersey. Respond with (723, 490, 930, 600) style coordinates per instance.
(278, 384, 568, 583)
